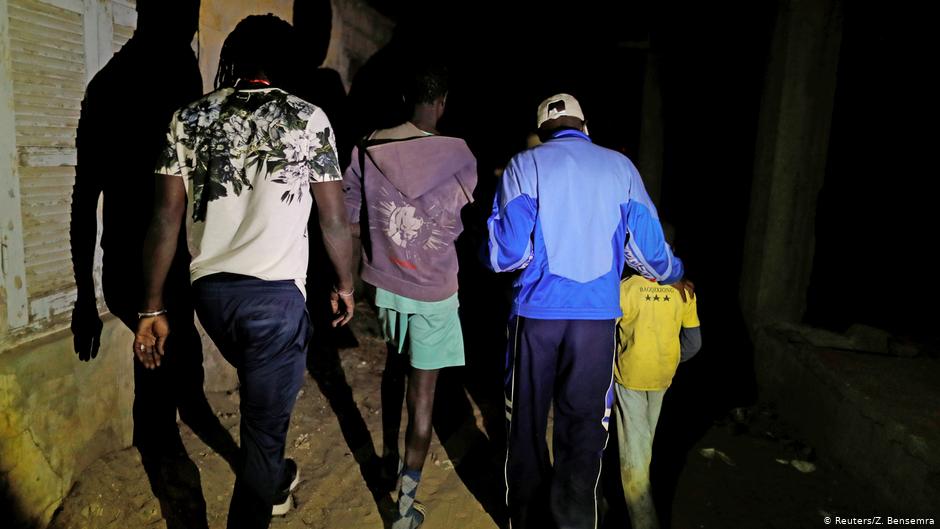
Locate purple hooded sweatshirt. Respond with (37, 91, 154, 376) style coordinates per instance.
(343, 133, 477, 302)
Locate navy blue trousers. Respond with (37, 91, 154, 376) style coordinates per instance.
(194, 274, 309, 529)
(504, 316, 615, 529)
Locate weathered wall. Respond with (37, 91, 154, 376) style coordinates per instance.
(0, 318, 134, 526)
(738, 0, 843, 329)
(197, 0, 393, 93)
(197, 0, 294, 93)
(0, 1, 392, 526)
(754, 325, 940, 513)
(0, 316, 236, 528)
(325, 0, 394, 91)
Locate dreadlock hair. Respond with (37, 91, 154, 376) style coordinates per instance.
(215, 14, 296, 89)
(406, 62, 449, 106)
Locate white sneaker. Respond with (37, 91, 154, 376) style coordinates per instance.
(272, 458, 300, 516)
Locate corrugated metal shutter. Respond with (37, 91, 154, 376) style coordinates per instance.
(4, 0, 137, 329)
(112, 23, 132, 52)
(7, 0, 85, 322)
(112, 0, 136, 53)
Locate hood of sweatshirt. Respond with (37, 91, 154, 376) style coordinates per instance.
(365, 135, 475, 200)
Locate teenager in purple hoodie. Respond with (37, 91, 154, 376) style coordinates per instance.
(343, 65, 477, 529)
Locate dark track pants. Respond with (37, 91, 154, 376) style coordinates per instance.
(504, 316, 615, 529)
(194, 274, 309, 529)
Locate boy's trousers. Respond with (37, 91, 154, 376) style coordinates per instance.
(504, 316, 615, 529)
(613, 384, 667, 529)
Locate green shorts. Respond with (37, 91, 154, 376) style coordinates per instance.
(375, 288, 465, 370)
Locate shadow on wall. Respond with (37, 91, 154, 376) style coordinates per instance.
(291, 0, 361, 356)
(291, 0, 351, 164)
(0, 482, 31, 529)
(68, 0, 237, 527)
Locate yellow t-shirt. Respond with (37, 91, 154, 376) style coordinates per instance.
(614, 275, 700, 391)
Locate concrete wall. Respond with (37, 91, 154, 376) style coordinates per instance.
(739, 0, 843, 329)
(197, 0, 393, 94)
(754, 325, 940, 513)
(1, 318, 134, 526)
(637, 50, 664, 207)
(324, 0, 394, 91)
(0, 1, 392, 527)
(197, 0, 295, 93)
(0, 316, 237, 528)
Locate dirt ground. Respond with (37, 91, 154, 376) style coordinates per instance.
(50, 304, 891, 529)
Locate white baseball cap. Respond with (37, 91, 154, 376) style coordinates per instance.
(536, 93, 585, 129)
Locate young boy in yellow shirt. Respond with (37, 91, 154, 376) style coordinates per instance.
(613, 271, 701, 529)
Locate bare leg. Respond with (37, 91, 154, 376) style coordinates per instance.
(391, 367, 439, 528)
(403, 367, 440, 472)
(382, 343, 409, 460)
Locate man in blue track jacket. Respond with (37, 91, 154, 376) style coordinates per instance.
(487, 94, 689, 529)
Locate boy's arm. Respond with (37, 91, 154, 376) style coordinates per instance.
(679, 327, 702, 362)
(679, 293, 702, 362)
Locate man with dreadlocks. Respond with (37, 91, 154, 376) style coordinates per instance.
(344, 63, 477, 529)
(133, 15, 355, 528)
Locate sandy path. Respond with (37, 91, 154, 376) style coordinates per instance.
(51, 304, 504, 529)
(49, 302, 889, 529)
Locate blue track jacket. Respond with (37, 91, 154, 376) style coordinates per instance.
(487, 130, 683, 320)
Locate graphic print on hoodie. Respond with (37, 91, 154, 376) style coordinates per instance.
(343, 123, 478, 302)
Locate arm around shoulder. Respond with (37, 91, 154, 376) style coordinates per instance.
(486, 156, 537, 272)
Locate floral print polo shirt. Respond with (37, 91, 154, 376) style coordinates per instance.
(155, 87, 341, 294)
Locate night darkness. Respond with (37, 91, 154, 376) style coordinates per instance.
(348, 0, 766, 425)
(2, 0, 936, 526)
(350, 0, 935, 335)
(340, 0, 937, 523)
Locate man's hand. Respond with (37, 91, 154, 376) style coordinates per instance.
(669, 278, 696, 303)
(71, 301, 103, 361)
(133, 315, 170, 369)
(330, 290, 355, 327)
